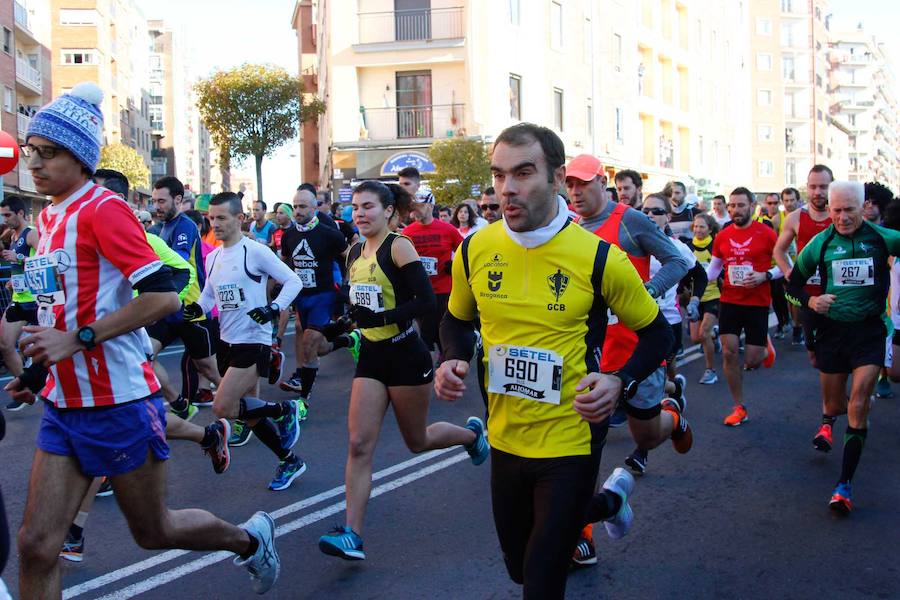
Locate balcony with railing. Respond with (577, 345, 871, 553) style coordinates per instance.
(359, 104, 464, 141)
(357, 7, 464, 46)
(14, 1, 31, 33)
(15, 57, 42, 94)
(16, 113, 30, 139)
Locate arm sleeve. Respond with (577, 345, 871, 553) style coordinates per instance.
(440, 312, 477, 362)
(786, 239, 819, 305)
(625, 214, 691, 296)
(446, 242, 477, 321)
(706, 256, 724, 281)
(93, 197, 164, 286)
(685, 260, 708, 299)
(256, 246, 302, 309)
(379, 261, 436, 324)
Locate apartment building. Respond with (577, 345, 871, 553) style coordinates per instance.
(749, 0, 836, 193)
(295, 0, 753, 197)
(829, 28, 900, 192)
(1, 0, 52, 210)
(147, 20, 209, 193)
(49, 0, 153, 197)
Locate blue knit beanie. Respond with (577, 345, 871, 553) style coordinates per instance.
(26, 82, 104, 173)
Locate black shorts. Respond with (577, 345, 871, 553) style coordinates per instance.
(892, 329, 900, 347)
(215, 341, 270, 378)
(147, 319, 219, 359)
(355, 330, 434, 387)
(815, 317, 886, 374)
(3, 301, 37, 325)
(667, 321, 683, 361)
(718, 303, 769, 347)
(800, 306, 819, 352)
(699, 299, 719, 317)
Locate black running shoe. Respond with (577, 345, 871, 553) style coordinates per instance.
(624, 448, 648, 475)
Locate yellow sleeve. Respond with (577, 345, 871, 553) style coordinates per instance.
(447, 244, 477, 321)
(600, 244, 659, 331)
(146, 232, 197, 301)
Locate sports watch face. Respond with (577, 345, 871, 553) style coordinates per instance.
(78, 327, 96, 347)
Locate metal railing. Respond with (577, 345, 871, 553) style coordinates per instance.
(15, 57, 42, 92)
(14, 1, 30, 31)
(358, 7, 464, 45)
(16, 113, 30, 137)
(360, 104, 464, 140)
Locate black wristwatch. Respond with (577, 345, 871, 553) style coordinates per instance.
(611, 371, 638, 401)
(765, 270, 773, 281)
(77, 326, 97, 351)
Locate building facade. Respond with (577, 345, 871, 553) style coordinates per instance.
(2, 0, 52, 211)
(829, 28, 900, 192)
(49, 0, 153, 197)
(295, 0, 754, 198)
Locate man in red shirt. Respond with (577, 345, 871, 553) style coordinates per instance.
(705, 187, 780, 426)
(404, 193, 464, 362)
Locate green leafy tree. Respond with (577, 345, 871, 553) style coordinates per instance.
(98, 143, 150, 191)
(426, 138, 491, 206)
(195, 64, 325, 201)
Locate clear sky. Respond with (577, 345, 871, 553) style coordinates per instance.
(135, 0, 301, 202)
(828, 0, 900, 68)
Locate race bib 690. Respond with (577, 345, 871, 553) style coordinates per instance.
(488, 345, 563, 405)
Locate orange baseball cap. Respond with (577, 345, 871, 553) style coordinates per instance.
(566, 154, 605, 182)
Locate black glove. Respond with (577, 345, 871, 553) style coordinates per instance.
(348, 304, 385, 328)
(182, 302, 204, 321)
(18, 362, 49, 394)
(247, 303, 279, 324)
(320, 316, 353, 342)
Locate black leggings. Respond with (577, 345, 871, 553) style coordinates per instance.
(490, 442, 604, 600)
(770, 279, 790, 329)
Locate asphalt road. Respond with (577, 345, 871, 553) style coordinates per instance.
(1, 326, 899, 600)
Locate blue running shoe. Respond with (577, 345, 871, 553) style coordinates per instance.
(275, 400, 301, 450)
(233, 511, 280, 594)
(268, 455, 307, 491)
(464, 416, 489, 465)
(319, 525, 365, 560)
(829, 482, 853, 515)
(601, 468, 635, 539)
(876, 377, 893, 399)
(609, 406, 627, 428)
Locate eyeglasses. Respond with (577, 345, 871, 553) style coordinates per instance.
(479, 203, 500, 211)
(316, 201, 324, 206)
(141, 220, 152, 225)
(642, 207, 668, 216)
(20, 143, 64, 160)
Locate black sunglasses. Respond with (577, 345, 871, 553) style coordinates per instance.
(316, 201, 324, 206)
(20, 143, 64, 160)
(479, 203, 500, 211)
(642, 207, 668, 216)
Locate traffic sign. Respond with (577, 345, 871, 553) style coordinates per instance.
(0, 131, 19, 175)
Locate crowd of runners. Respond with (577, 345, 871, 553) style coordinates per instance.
(0, 84, 897, 599)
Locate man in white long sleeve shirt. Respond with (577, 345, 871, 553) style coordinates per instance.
(185, 192, 307, 491)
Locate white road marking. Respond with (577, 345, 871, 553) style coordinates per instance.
(82, 453, 471, 600)
(61, 446, 458, 599)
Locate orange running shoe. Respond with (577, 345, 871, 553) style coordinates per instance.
(661, 399, 693, 453)
(829, 482, 852, 515)
(723, 404, 748, 427)
(813, 423, 833, 452)
(763, 335, 776, 368)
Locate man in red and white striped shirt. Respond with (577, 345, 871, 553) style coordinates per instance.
(6, 83, 280, 598)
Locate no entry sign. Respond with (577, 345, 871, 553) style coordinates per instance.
(0, 131, 20, 176)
